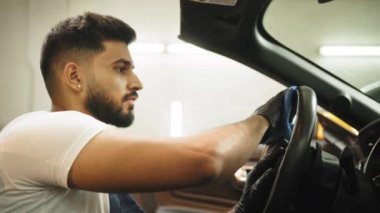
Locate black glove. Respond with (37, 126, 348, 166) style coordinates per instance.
(254, 90, 285, 128)
(234, 147, 285, 213)
(255, 87, 298, 144)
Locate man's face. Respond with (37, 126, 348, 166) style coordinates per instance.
(84, 41, 143, 127)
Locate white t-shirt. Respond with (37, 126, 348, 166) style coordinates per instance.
(0, 111, 112, 212)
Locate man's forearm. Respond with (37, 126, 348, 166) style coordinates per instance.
(185, 115, 269, 181)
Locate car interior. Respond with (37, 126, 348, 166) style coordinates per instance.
(133, 0, 380, 212)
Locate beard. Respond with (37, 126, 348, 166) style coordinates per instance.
(85, 85, 135, 128)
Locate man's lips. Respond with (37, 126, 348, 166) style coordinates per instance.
(124, 92, 139, 107)
(127, 95, 138, 101)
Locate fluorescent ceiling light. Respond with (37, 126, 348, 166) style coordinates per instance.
(320, 46, 380, 56)
(129, 43, 165, 54)
(166, 43, 208, 54)
(189, 0, 238, 6)
(129, 42, 208, 54)
(170, 101, 183, 137)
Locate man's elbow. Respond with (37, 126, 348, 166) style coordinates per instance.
(183, 141, 226, 185)
(195, 151, 225, 184)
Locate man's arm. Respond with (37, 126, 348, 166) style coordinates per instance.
(68, 114, 269, 193)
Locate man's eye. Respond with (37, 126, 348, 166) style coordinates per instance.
(115, 67, 127, 73)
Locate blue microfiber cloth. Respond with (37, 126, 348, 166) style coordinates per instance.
(281, 86, 298, 141)
(262, 86, 298, 144)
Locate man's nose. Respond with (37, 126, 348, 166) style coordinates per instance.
(127, 72, 143, 91)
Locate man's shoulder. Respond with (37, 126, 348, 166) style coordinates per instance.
(1, 110, 109, 136)
(8, 110, 96, 124)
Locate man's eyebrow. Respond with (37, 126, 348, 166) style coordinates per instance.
(112, 58, 135, 68)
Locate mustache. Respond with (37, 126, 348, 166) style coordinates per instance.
(123, 91, 139, 101)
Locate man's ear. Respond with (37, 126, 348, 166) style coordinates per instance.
(62, 62, 83, 92)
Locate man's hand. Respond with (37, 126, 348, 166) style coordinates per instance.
(234, 146, 285, 213)
(255, 86, 298, 144)
(254, 90, 285, 129)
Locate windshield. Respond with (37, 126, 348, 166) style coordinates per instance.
(263, 0, 380, 103)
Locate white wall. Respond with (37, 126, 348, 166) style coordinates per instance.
(0, 0, 284, 135)
(0, 0, 32, 127)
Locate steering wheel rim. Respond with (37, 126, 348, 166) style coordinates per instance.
(263, 86, 318, 213)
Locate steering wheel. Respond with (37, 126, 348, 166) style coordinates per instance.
(263, 86, 317, 213)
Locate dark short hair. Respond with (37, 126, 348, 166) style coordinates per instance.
(40, 12, 136, 97)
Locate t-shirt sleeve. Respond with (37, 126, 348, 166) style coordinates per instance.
(53, 113, 112, 188)
(2, 111, 112, 189)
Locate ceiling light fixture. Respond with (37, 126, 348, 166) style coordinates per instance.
(129, 43, 165, 54)
(320, 46, 380, 56)
(129, 42, 208, 54)
(170, 101, 183, 137)
(166, 43, 208, 54)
